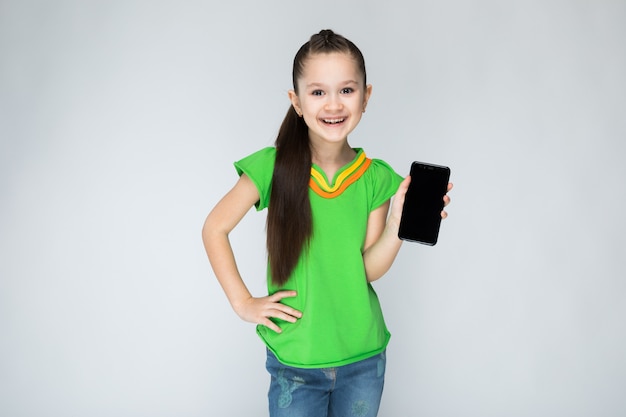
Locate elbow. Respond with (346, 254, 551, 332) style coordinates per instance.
(363, 258, 387, 283)
(365, 268, 386, 283)
(363, 249, 399, 283)
(201, 215, 213, 243)
(366, 274, 380, 283)
(202, 213, 226, 251)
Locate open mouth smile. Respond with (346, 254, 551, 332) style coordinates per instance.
(321, 117, 346, 125)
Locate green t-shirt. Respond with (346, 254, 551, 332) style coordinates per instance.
(234, 147, 403, 368)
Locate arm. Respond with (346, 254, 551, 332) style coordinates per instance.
(202, 174, 302, 333)
(361, 178, 406, 283)
(362, 176, 453, 282)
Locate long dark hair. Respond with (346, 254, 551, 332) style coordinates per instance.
(266, 29, 367, 286)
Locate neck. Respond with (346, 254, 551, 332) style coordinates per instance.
(309, 141, 356, 181)
(310, 141, 355, 166)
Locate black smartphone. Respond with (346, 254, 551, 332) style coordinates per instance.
(398, 161, 451, 245)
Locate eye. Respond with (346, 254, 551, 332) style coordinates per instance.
(311, 90, 324, 96)
(340, 87, 354, 94)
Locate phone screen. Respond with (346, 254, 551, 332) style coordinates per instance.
(398, 161, 450, 245)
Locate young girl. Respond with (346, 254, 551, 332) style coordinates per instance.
(203, 29, 451, 417)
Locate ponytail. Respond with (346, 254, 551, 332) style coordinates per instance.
(266, 107, 312, 286)
(266, 29, 366, 286)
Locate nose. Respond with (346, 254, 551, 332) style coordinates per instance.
(324, 93, 343, 111)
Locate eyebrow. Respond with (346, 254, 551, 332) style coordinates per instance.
(306, 80, 359, 89)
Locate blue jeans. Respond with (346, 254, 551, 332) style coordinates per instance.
(266, 349, 386, 417)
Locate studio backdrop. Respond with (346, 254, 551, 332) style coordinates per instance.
(1, 1, 625, 416)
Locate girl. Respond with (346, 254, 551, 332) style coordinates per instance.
(203, 29, 452, 417)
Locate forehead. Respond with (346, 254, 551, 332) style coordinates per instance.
(298, 52, 363, 85)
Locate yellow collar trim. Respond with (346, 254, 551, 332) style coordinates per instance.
(310, 151, 371, 198)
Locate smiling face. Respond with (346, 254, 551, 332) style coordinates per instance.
(289, 52, 372, 148)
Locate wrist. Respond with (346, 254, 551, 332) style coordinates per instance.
(385, 215, 401, 235)
(229, 293, 253, 314)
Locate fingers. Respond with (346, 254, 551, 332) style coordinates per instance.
(443, 183, 453, 206)
(268, 291, 302, 317)
(268, 290, 298, 302)
(441, 182, 453, 219)
(261, 306, 300, 334)
(259, 317, 283, 334)
(243, 291, 302, 334)
(267, 302, 302, 322)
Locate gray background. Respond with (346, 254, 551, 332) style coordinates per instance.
(1, 1, 625, 416)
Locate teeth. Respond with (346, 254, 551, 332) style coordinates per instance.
(323, 118, 345, 124)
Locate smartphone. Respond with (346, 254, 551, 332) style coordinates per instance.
(398, 161, 451, 245)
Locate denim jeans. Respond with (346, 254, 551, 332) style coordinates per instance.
(266, 349, 386, 417)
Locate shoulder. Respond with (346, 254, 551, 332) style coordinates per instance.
(235, 147, 276, 174)
(358, 150, 404, 209)
(358, 149, 403, 184)
(368, 158, 400, 176)
(233, 147, 276, 211)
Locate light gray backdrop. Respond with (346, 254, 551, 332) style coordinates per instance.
(1, 1, 625, 416)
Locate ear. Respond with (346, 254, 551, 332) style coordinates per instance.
(288, 90, 302, 116)
(362, 84, 373, 112)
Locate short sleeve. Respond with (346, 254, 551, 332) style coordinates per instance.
(368, 158, 404, 211)
(234, 147, 276, 211)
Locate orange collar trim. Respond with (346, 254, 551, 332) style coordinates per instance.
(310, 151, 372, 198)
